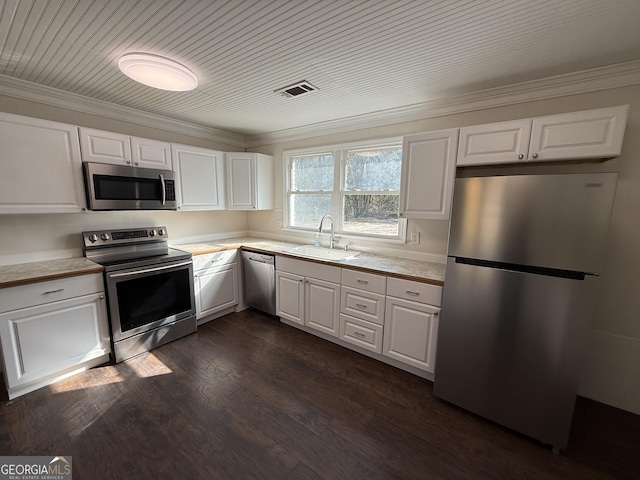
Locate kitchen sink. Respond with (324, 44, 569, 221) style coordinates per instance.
(284, 245, 361, 261)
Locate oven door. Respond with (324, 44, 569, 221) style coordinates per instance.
(106, 259, 195, 342)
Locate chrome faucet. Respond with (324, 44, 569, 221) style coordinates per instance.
(318, 214, 339, 249)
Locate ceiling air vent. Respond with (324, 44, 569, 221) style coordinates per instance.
(275, 81, 317, 98)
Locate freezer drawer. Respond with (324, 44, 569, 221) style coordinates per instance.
(434, 257, 599, 449)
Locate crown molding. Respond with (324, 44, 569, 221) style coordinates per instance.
(0, 74, 246, 148)
(2, 60, 639, 150)
(244, 59, 640, 147)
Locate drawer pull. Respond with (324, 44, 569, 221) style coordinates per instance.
(355, 303, 368, 309)
(357, 279, 369, 284)
(406, 290, 420, 296)
(354, 332, 366, 338)
(42, 288, 64, 294)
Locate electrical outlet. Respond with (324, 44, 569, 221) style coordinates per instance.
(410, 232, 420, 244)
(276, 221, 282, 229)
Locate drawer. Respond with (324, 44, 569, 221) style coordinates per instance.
(276, 256, 341, 283)
(386, 277, 442, 306)
(340, 286, 385, 325)
(341, 269, 386, 294)
(192, 249, 237, 271)
(339, 314, 383, 354)
(0, 273, 104, 313)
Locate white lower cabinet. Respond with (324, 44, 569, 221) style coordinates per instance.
(276, 256, 443, 378)
(0, 273, 110, 399)
(383, 278, 441, 374)
(193, 250, 239, 323)
(276, 257, 341, 337)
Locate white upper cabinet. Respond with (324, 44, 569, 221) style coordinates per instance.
(225, 152, 274, 210)
(79, 128, 171, 169)
(529, 106, 628, 162)
(172, 144, 225, 210)
(130, 136, 172, 169)
(457, 119, 532, 166)
(399, 128, 459, 220)
(0, 112, 86, 214)
(457, 105, 629, 166)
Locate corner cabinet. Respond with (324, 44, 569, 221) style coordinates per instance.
(0, 273, 110, 399)
(457, 105, 629, 166)
(79, 128, 172, 169)
(193, 250, 239, 323)
(225, 152, 274, 210)
(0, 112, 86, 214)
(172, 144, 225, 210)
(399, 128, 459, 220)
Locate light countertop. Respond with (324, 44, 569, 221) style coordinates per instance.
(0, 257, 103, 289)
(174, 237, 445, 286)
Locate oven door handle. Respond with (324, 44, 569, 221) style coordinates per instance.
(108, 260, 192, 278)
(160, 174, 166, 205)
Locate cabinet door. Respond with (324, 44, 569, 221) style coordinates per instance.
(457, 119, 532, 166)
(0, 113, 86, 214)
(383, 296, 439, 373)
(79, 127, 132, 165)
(399, 128, 459, 220)
(0, 293, 110, 398)
(195, 264, 238, 319)
(226, 152, 256, 210)
(276, 271, 304, 325)
(305, 278, 340, 337)
(528, 105, 628, 162)
(131, 136, 172, 169)
(172, 144, 225, 210)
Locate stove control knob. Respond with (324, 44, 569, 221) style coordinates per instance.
(100, 233, 111, 241)
(149, 229, 157, 237)
(88, 234, 98, 243)
(158, 228, 165, 236)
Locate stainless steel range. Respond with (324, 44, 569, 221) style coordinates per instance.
(83, 226, 196, 363)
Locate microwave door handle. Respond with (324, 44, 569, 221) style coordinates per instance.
(159, 174, 166, 205)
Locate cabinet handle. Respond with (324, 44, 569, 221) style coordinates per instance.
(354, 332, 366, 338)
(406, 290, 420, 296)
(42, 288, 64, 294)
(100, 295, 105, 299)
(355, 303, 367, 309)
(357, 279, 368, 284)
(532, 153, 538, 158)
(434, 311, 439, 316)
(518, 154, 524, 159)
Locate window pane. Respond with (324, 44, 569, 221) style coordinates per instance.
(291, 154, 334, 191)
(345, 148, 401, 191)
(343, 194, 399, 236)
(290, 193, 332, 228)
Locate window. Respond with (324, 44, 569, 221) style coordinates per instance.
(285, 140, 405, 241)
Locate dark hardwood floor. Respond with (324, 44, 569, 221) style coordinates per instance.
(1, 309, 638, 479)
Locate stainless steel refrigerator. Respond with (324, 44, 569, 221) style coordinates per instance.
(433, 172, 618, 451)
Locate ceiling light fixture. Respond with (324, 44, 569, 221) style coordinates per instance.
(117, 53, 198, 91)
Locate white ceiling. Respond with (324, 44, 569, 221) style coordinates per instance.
(1, 0, 640, 139)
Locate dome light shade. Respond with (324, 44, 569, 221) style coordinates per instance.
(118, 53, 198, 91)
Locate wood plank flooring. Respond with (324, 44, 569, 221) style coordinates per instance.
(1, 309, 638, 480)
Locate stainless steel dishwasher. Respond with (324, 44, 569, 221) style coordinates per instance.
(241, 250, 276, 315)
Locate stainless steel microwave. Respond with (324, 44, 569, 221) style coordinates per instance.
(83, 162, 177, 210)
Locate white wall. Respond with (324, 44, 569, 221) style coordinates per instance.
(247, 84, 640, 415)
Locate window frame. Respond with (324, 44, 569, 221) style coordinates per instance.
(284, 138, 407, 243)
